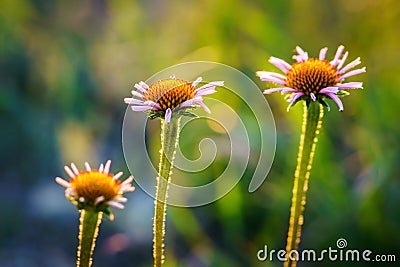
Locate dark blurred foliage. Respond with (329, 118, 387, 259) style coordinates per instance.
(1, 0, 399, 266)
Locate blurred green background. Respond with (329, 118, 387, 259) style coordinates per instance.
(1, 0, 399, 266)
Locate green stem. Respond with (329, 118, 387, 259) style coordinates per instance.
(153, 118, 180, 267)
(77, 209, 103, 267)
(284, 102, 324, 267)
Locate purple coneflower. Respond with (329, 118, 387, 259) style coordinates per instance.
(124, 76, 223, 123)
(257, 45, 366, 111)
(55, 160, 135, 218)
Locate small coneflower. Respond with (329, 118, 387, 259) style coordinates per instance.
(56, 160, 134, 267)
(257, 45, 366, 111)
(55, 160, 135, 219)
(124, 76, 223, 123)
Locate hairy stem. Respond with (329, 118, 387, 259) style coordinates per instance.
(153, 118, 180, 267)
(77, 209, 103, 267)
(284, 102, 324, 267)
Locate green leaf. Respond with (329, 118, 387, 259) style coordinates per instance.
(179, 111, 198, 118)
(318, 98, 331, 111)
(336, 90, 350, 96)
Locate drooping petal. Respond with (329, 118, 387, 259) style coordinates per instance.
(325, 92, 344, 111)
(114, 197, 128, 203)
(196, 100, 211, 113)
(287, 92, 304, 104)
(107, 200, 125, 209)
(165, 108, 172, 124)
(180, 96, 203, 108)
(143, 100, 161, 109)
(310, 93, 316, 101)
(95, 196, 105, 205)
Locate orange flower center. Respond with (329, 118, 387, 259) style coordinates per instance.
(144, 78, 195, 111)
(70, 171, 121, 204)
(286, 59, 339, 95)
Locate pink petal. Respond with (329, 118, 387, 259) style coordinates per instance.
(64, 165, 75, 178)
(55, 177, 71, 188)
(131, 105, 153, 112)
(287, 92, 304, 103)
(337, 82, 363, 89)
(325, 92, 344, 111)
(319, 87, 339, 94)
(139, 81, 150, 90)
(281, 88, 298, 94)
(196, 88, 217, 96)
(85, 162, 91, 171)
(192, 77, 202, 87)
(337, 51, 349, 70)
(319, 47, 328, 60)
(130, 90, 144, 99)
(194, 81, 222, 96)
(70, 163, 79, 175)
(331, 45, 345, 66)
(104, 160, 111, 174)
(124, 98, 144, 105)
(180, 97, 203, 108)
(294, 46, 308, 62)
(263, 88, 286, 94)
(107, 200, 125, 209)
(256, 71, 286, 85)
(338, 67, 366, 81)
(339, 57, 361, 74)
(197, 101, 211, 113)
(256, 71, 287, 80)
(269, 56, 292, 73)
(165, 108, 172, 124)
(134, 82, 147, 93)
(113, 172, 123, 181)
(310, 93, 316, 101)
(143, 100, 161, 109)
